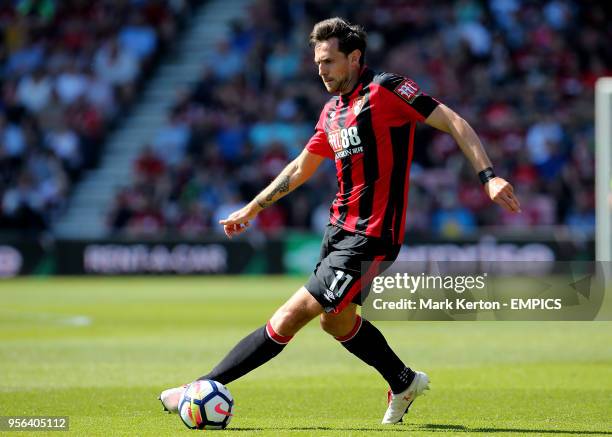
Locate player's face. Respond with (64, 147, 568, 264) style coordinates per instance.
(314, 38, 360, 94)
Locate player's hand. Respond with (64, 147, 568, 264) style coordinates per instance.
(219, 205, 258, 238)
(484, 177, 521, 213)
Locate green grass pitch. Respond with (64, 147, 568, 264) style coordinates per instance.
(0, 277, 611, 436)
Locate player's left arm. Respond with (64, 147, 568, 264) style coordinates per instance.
(219, 148, 325, 238)
(424, 103, 521, 213)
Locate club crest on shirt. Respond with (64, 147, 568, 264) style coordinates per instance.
(329, 110, 336, 120)
(352, 96, 366, 115)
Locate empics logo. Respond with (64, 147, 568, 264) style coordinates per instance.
(394, 79, 420, 104)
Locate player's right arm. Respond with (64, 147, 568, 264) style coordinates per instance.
(377, 73, 521, 213)
(219, 149, 325, 238)
(424, 104, 521, 213)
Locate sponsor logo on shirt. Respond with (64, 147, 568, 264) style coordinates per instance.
(327, 126, 363, 158)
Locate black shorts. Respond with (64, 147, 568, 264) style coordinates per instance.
(305, 224, 401, 313)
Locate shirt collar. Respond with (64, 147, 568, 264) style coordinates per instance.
(340, 65, 371, 103)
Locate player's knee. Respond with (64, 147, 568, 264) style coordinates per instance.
(270, 288, 322, 336)
(269, 309, 295, 335)
(319, 316, 337, 335)
(270, 307, 309, 337)
(319, 314, 353, 337)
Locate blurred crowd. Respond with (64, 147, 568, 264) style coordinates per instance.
(0, 0, 195, 233)
(60, 0, 612, 238)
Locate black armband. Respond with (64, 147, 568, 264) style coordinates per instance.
(478, 167, 496, 185)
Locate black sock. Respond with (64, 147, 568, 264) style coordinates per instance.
(337, 315, 415, 393)
(199, 321, 292, 385)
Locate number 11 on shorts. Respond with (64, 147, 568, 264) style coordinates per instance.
(329, 270, 354, 297)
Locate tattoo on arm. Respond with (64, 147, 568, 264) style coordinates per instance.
(265, 175, 290, 201)
(256, 175, 291, 209)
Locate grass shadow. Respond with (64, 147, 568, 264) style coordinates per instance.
(417, 424, 612, 435)
(227, 424, 612, 435)
(229, 426, 411, 433)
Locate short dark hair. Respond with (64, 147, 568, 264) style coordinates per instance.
(309, 17, 367, 66)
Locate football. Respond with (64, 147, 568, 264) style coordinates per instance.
(178, 380, 234, 430)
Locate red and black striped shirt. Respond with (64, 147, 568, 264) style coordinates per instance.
(306, 67, 439, 245)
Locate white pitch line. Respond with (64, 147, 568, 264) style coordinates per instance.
(0, 310, 93, 327)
